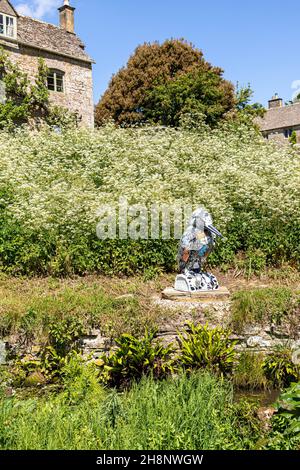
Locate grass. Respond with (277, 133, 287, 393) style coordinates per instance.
(1, 273, 300, 347)
(233, 352, 268, 390)
(230, 287, 299, 332)
(0, 275, 173, 341)
(0, 370, 264, 450)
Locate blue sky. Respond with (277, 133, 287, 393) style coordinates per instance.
(14, 0, 300, 106)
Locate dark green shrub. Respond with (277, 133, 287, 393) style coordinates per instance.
(98, 331, 176, 388)
(178, 323, 236, 376)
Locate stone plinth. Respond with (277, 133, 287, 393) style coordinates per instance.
(162, 286, 230, 303)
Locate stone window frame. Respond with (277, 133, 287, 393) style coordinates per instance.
(0, 13, 17, 39)
(47, 69, 65, 93)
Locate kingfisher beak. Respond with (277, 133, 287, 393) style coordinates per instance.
(207, 224, 224, 238)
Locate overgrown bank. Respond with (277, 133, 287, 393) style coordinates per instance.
(1, 124, 300, 276)
(0, 372, 265, 450)
(1, 358, 299, 450)
(1, 274, 300, 450)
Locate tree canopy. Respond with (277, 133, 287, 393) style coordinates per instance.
(95, 39, 236, 127)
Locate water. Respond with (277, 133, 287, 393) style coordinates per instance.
(234, 388, 281, 407)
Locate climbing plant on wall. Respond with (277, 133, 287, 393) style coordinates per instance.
(0, 47, 50, 128)
(0, 47, 77, 130)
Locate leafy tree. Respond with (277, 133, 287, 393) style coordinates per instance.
(144, 67, 234, 127)
(95, 39, 235, 127)
(285, 92, 300, 106)
(231, 84, 265, 124)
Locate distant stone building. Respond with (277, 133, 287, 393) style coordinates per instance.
(0, 0, 94, 127)
(257, 94, 300, 143)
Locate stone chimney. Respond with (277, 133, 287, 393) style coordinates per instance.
(268, 93, 283, 109)
(59, 0, 75, 34)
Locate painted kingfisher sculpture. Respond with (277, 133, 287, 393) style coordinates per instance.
(175, 208, 223, 292)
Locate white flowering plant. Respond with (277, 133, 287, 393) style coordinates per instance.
(0, 122, 299, 275)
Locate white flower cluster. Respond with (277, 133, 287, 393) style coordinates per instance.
(0, 124, 299, 242)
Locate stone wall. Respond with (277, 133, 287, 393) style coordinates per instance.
(2, 299, 300, 364)
(3, 42, 94, 128)
(79, 299, 300, 358)
(265, 126, 300, 143)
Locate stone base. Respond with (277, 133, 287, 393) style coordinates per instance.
(162, 286, 230, 303)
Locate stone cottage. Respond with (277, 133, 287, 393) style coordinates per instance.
(0, 0, 94, 127)
(257, 94, 300, 143)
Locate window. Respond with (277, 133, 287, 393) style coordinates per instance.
(0, 14, 16, 38)
(284, 129, 293, 139)
(47, 70, 65, 93)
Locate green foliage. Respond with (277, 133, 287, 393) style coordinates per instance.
(99, 331, 176, 388)
(289, 130, 297, 145)
(0, 372, 264, 450)
(266, 382, 300, 449)
(0, 48, 76, 130)
(61, 355, 104, 406)
(1, 123, 300, 276)
(45, 105, 79, 129)
(0, 48, 49, 128)
(144, 66, 235, 127)
(13, 317, 85, 384)
(38, 317, 85, 377)
(0, 101, 30, 129)
(19, 308, 39, 344)
(30, 58, 50, 108)
(232, 398, 265, 448)
(244, 249, 267, 277)
(95, 38, 235, 127)
(233, 85, 265, 125)
(233, 352, 268, 390)
(262, 348, 300, 388)
(178, 323, 236, 376)
(0, 278, 160, 345)
(47, 317, 84, 357)
(276, 382, 300, 432)
(231, 288, 297, 332)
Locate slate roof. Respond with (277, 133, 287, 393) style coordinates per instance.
(257, 102, 300, 131)
(0, 0, 16, 16)
(16, 16, 93, 64)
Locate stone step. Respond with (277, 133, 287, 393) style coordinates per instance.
(162, 286, 230, 303)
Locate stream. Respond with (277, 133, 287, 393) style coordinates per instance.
(234, 388, 281, 407)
